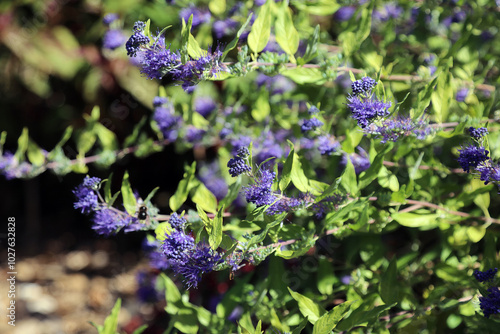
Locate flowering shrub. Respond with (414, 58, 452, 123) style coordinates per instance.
(2, 0, 500, 332)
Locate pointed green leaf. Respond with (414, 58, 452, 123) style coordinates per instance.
(104, 173, 113, 203)
(170, 162, 197, 211)
(355, 1, 375, 46)
(288, 287, 326, 324)
(191, 180, 218, 213)
(27, 140, 45, 166)
(292, 317, 310, 334)
(312, 301, 353, 334)
(340, 159, 357, 195)
(14, 127, 29, 162)
(121, 171, 137, 216)
(379, 257, 399, 305)
(299, 25, 320, 64)
(279, 143, 294, 191)
(220, 177, 242, 209)
(291, 150, 310, 193)
(209, 206, 224, 249)
(248, 0, 272, 54)
(102, 298, 121, 334)
(275, 0, 299, 59)
(144, 187, 160, 204)
(222, 14, 253, 61)
(392, 212, 439, 228)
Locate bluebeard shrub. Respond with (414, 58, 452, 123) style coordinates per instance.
(474, 268, 500, 318)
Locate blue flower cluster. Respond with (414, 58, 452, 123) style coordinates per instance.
(153, 96, 181, 141)
(457, 144, 489, 173)
(160, 213, 222, 288)
(347, 77, 391, 129)
(341, 147, 371, 174)
(365, 115, 433, 144)
(301, 117, 323, 133)
(73, 176, 144, 236)
(0, 151, 36, 180)
(468, 126, 488, 139)
(474, 268, 500, 318)
(125, 21, 226, 90)
(244, 169, 277, 207)
(227, 147, 252, 177)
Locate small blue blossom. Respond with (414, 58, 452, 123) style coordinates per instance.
(73, 176, 101, 214)
(351, 77, 377, 96)
(179, 6, 211, 28)
(125, 22, 150, 57)
(266, 196, 303, 215)
(140, 46, 181, 80)
(317, 136, 340, 156)
(365, 115, 432, 143)
(194, 97, 217, 118)
(476, 162, 500, 187)
(153, 96, 168, 107)
(231, 136, 253, 155)
(228, 157, 251, 177)
(474, 268, 498, 283)
(103, 29, 127, 50)
(456, 88, 469, 102)
(162, 230, 195, 263)
(308, 106, 319, 114)
(341, 147, 371, 174)
(468, 127, 488, 139)
(334, 6, 356, 21)
(347, 95, 392, 128)
(457, 144, 489, 173)
(91, 208, 128, 236)
(173, 243, 223, 289)
(236, 147, 250, 158)
(244, 170, 277, 207)
(301, 117, 323, 133)
(153, 103, 181, 141)
(479, 286, 500, 318)
(103, 13, 119, 26)
(168, 212, 187, 231)
(185, 126, 206, 143)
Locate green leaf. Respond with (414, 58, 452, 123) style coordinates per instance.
(170, 162, 197, 211)
(132, 325, 148, 334)
(251, 88, 271, 122)
(391, 212, 440, 228)
(121, 171, 137, 216)
(467, 226, 486, 243)
(219, 178, 242, 209)
(77, 130, 96, 155)
(290, 150, 311, 193)
(102, 298, 121, 334)
(248, 0, 272, 54)
(14, 127, 29, 162)
(379, 257, 398, 305)
(355, 1, 375, 47)
(275, 0, 299, 59)
(187, 33, 206, 59)
(123, 116, 147, 147)
(292, 317, 310, 334)
(281, 67, 326, 85)
(312, 301, 353, 334)
(246, 217, 283, 249)
(94, 122, 118, 150)
(191, 179, 218, 213)
(180, 16, 193, 64)
(291, 0, 340, 15)
(222, 14, 253, 61)
(209, 206, 224, 249)
(144, 187, 160, 204)
(336, 303, 395, 331)
(208, 0, 226, 15)
(27, 140, 45, 166)
(161, 273, 182, 313)
(104, 173, 113, 203)
(414, 75, 439, 119)
(317, 257, 335, 295)
(340, 159, 358, 195)
(299, 25, 320, 64)
(288, 287, 326, 324)
(279, 142, 294, 191)
(358, 144, 391, 190)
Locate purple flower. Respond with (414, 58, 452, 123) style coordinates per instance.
(73, 176, 101, 214)
(194, 97, 217, 118)
(308, 105, 320, 114)
(373, 3, 403, 21)
(162, 230, 195, 263)
(213, 19, 238, 39)
(457, 144, 489, 173)
(153, 96, 168, 107)
(301, 117, 323, 133)
(365, 115, 431, 143)
(479, 286, 500, 318)
(266, 196, 303, 215)
(341, 147, 371, 174)
(474, 268, 498, 283)
(254, 0, 267, 6)
(153, 103, 181, 141)
(91, 208, 128, 236)
(317, 136, 340, 156)
(468, 127, 488, 139)
(347, 95, 392, 128)
(476, 162, 500, 186)
(103, 29, 127, 50)
(0, 151, 35, 180)
(125, 22, 150, 57)
(244, 170, 277, 207)
(185, 127, 206, 143)
(143, 238, 170, 270)
(219, 125, 232, 139)
(173, 243, 222, 289)
(351, 77, 377, 96)
(168, 212, 187, 231)
(334, 6, 356, 22)
(231, 136, 253, 155)
(228, 157, 251, 177)
(179, 6, 211, 28)
(140, 46, 181, 80)
(103, 13, 119, 26)
(456, 88, 469, 102)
